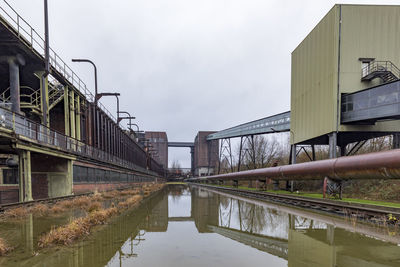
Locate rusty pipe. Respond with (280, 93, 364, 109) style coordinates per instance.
(189, 149, 400, 182)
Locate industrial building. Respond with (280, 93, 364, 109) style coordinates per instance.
(291, 4, 400, 153)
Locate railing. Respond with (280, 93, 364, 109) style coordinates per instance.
(0, 86, 40, 108)
(0, 106, 157, 176)
(361, 60, 400, 80)
(0, 0, 118, 123)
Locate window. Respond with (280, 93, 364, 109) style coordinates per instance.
(3, 168, 18, 184)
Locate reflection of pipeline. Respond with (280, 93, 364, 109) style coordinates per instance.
(190, 148, 400, 181)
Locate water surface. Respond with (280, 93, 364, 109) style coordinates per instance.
(1, 185, 400, 266)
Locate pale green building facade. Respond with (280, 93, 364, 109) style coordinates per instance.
(291, 4, 400, 146)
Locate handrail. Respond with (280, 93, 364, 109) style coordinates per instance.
(361, 60, 400, 80)
(0, 106, 160, 176)
(0, 0, 118, 123)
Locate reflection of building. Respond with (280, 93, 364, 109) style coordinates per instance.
(189, 186, 400, 265)
(191, 187, 219, 232)
(142, 192, 168, 232)
(288, 227, 400, 267)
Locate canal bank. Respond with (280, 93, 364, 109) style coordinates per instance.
(0, 184, 399, 266)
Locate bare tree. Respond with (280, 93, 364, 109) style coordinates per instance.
(170, 160, 182, 173)
(240, 135, 283, 169)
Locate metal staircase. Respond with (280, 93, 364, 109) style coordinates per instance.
(361, 60, 400, 83)
(0, 82, 64, 114)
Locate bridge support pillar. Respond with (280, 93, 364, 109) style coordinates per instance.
(19, 150, 32, 202)
(323, 177, 342, 199)
(287, 144, 297, 192)
(233, 180, 238, 188)
(39, 72, 49, 127)
(63, 86, 70, 136)
(393, 133, 400, 149)
(324, 132, 343, 199)
(273, 180, 279, 190)
(70, 90, 75, 139)
(75, 95, 81, 141)
(258, 179, 266, 190)
(9, 58, 21, 114)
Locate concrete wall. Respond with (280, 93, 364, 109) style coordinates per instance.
(291, 4, 400, 144)
(31, 153, 72, 199)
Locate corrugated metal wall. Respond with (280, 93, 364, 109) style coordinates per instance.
(291, 4, 400, 144)
(291, 5, 339, 144)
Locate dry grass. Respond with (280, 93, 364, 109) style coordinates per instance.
(0, 183, 164, 221)
(3, 206, 29, 219)
(101, 190, 119, 199)
(0, 238, 12, 256)
(86, 201, 102, 213)
(72, 196, 91, 208)
(118, 195, 142, 209)
(38, 207, 118, 247)
(49, 205, 66, 214)
(29, 203, 49, 216)
(37, 183, 164, 249)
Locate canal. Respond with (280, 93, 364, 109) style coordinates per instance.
(1, 184, 400, 266)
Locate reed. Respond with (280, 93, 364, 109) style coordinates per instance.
(0, 238, 12, 256)
(38, 207, 118, 247)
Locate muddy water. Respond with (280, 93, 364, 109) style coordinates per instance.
(1, 185, 400, 266)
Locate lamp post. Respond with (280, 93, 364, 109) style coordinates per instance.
(71, 58, 98, 104)
(118, 111, 135, 129)
(96, 92, 120, 123)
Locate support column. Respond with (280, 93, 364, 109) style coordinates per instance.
(22, 150, 32, 201)
(258, 179, 266, 190)
(393, 133, 400, 149)
(63, 86, 70, 136)
(67, 159, 73, 195)
(9, 59, 21, 114)
(18, 153, 24, 202)
(288, 144, 297, 192)
(328, 132, 337, 158)
(75, 95, 81, 141)
(70, 90, 75, 139)
(233, 180, 238, 188)
(324, 132, 342, 199)
(40, 74, 49, 127)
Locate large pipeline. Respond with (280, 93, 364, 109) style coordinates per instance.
(189, 149, 400, 182)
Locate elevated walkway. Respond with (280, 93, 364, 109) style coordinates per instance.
(341, 79, 400, 124)
(207, 111, 290, 140)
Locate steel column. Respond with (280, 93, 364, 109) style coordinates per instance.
(9, 59, 21, 114)
(63, 86, 70, 136)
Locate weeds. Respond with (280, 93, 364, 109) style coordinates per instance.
(0, 238, 12, 256)
(118, 195, 142, 209)
(30, 203, 49, 216)
(3, 207, 28, 219)
(38, 207, 118, 247)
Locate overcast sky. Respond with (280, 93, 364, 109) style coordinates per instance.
(7, 0, 400, 167)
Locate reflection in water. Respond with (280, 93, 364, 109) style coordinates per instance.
(1, 184, 400, 266)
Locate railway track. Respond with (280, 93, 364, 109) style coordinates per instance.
(191, 184, 400, 223)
